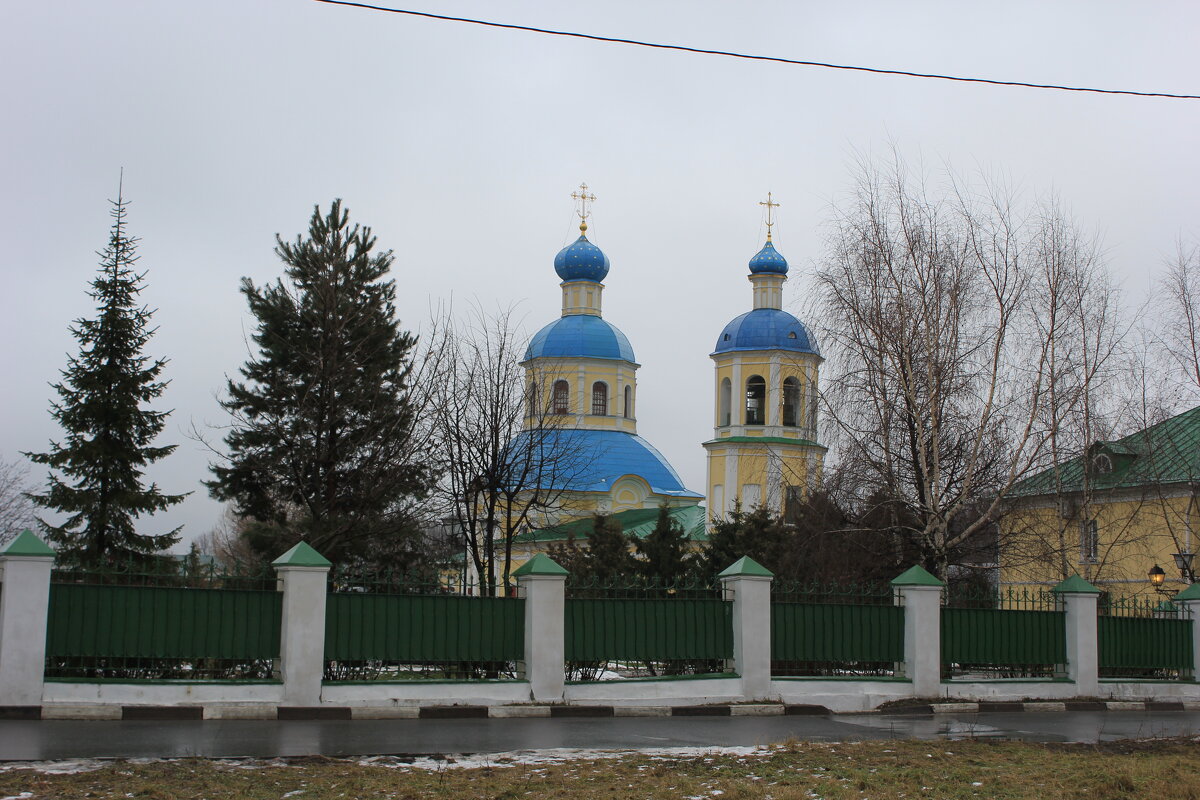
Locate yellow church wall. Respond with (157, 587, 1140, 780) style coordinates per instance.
(1001, 490, 1197, 599)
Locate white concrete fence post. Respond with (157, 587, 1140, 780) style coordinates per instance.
(891, 566, 944, 698)
(718, 556, 774, 701)
(514, 554, 567, 703)
(272, 542, 332, 708)
(0, 531, 56, 710)
(1052, 575, 1101, 696)
(1173, 583, 1200, 681)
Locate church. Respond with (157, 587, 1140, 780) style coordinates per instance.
(511, 187, 825, 558)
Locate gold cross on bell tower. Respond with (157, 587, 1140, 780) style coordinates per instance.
(571, 182, 597, 234)
(759, 192, 780, 241)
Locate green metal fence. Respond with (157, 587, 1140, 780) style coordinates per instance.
(45, 582, 282, 680)
(323, 592, 525, 680)
(1098, 598, 1193, 679)
(771, 603, 904, 676)
(564, 597, 733, 669)
(941, 606, 1066, 678)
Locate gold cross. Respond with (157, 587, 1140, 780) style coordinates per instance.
(571, 182, 596, 232)
(759, 192, 780, 240)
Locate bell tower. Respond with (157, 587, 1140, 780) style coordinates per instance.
(703, 195, 825, 522)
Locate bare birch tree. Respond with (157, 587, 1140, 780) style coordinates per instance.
(421, 306, 594, 595)
(816, 157, 1123, 579)
(0, 453, 35, 546)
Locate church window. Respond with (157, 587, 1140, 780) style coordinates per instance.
(552, 380, 570, 415)
(788, 331, 797, 339)
(719, 378, 732, 426)
(1094, 453, 1113, 474)
(745, 375, 766, 425)
(624, 385, 632, 418)
(1080, 519, 1099, 563)
(782, 377, 800, 426)
(526, 382, 539, 419)
(591, 382, 608, 416)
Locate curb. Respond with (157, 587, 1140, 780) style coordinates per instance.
(27, 700, 1200, 720)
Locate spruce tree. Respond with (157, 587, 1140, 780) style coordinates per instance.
(635, 503, 693, 582)
(578, 514, 637, 583)
(207, 200, 430, 563)
(27, 189, 185, 567)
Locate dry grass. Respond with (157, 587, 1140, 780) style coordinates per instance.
(3, 738, 1200, 799)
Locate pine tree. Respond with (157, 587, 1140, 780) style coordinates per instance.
(26, 189, 185, 567)
(207, 200, 431, 564)
(635, 503, 693, 582)
(578, 514, 637, 582)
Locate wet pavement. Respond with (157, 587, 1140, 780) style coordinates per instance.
(4, 711, 1199, 760)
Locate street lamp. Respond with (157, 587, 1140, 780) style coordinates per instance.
(1149, 564, 1168, 595)
(1171, 552, 1196, 583)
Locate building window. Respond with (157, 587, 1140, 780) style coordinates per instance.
(526, 382, 539, 418)
(552, 380, 570, 415)
(591, 381, 608, 416)
(745, 375, 766, 425)
(1080, 519, 1099, 563)
(624, 385, 632, 419)
(719, 378, 731, 426)
(1094, 453, 1113, 474)
(782, 377, 800, 427)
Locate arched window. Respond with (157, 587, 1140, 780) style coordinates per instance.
(623, 385, 632, 419)
(552, 380, 570, 415)
(591, 382, 608, 416)
(745, 375, 766, 425)
(719, 378, 732, 426)
(782, 377, 801, 427)
(526, 382, 539, 419)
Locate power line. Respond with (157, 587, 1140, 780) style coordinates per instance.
(314, 0, 1200, 101)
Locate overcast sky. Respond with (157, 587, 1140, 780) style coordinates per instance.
(3, 1, 1198, 550)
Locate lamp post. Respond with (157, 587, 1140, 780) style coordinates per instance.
(1149, 564, 1170, 597)
(1171, 551, 1196, 584)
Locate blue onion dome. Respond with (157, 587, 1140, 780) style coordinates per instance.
(748, 239, 788, 275)
(713, 308, 819, 356)
(523, 315, 637, 363)
(554, 233, 610, 282)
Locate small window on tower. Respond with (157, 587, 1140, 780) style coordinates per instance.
(591, 382, 608, 416)
(552, 380, 570, 415)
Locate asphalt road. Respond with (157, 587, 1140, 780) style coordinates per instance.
(3, 711, 1199, 760)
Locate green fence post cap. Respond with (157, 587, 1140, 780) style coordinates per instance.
(1051, 574, 1100, 594)
(890, 565, 944, 587)
(271, 541, 331, 568)
(2, 529, 55, 557)
(1173, 583, 1200, 601)
(717, 556, 774, 578)
(513, 553, 568, 577)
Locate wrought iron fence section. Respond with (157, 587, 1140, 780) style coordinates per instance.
(771, 602, 904, 677)
(323, 590, 525, 681)
(1097, 594, 1193, 679)
(771, 578, 893, 605)
(45, 581, 282, 681)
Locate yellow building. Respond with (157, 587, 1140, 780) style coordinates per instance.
(1001, 405, 1200, 598)
(703, 207, 825, 523)
(509, 193, 702, 531)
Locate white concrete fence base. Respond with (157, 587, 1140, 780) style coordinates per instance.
(5, 534, 1200, 717)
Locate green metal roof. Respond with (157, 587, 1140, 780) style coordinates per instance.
(703, 436, 826, 449)
(890, 565, 944, 587)
(514, 504, 708, 544)
(2, 529, 55, 557)
(717, 555, 774, 578)
(272, 541, 332, 568)
(1012, 404, 1200, 497)
(512, 553, 568, 577)
(1051, 574, 1100, 594)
